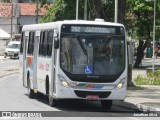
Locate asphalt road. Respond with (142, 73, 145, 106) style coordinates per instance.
(0, 58, 19, 70)
(0, 59, 159, 119)
(0, 74, 141, 118)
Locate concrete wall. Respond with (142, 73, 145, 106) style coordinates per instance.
(0, 18, 19, 34)
(19, 16, 42, 25)
(0, 39, 10, 56)
(0, 3, 20, 34)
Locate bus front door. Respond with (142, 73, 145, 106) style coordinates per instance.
(33, 31, 40, 92)
(23, 31, 29, 87)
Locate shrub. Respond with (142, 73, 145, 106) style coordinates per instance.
(134, 70, 160, 86)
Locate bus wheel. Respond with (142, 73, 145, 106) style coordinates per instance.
(101, 100, 112, 110)
(49, 95, 58, 107)
(27, 77, 35, 98)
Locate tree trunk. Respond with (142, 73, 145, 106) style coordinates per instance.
(127, 64, 135, 87)
(118, 0, 126, 24)
(134, 40, 148, 68)
(117, 0, 134, 87)
(91, 0, 107, 20)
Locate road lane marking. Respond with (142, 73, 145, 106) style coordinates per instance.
(127, 117, 142, 120)
(0, 117, 21, 119)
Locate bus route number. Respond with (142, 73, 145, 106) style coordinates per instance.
(71, 26, 80, 32)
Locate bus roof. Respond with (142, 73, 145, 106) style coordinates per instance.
(22, 20, 124, 31)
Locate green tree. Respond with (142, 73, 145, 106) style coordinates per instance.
(1, 0, 11, 2)
(40, 0, 86, 22)
(125, 0, 160, 68)
(40, 0, 116, 23)
(118, 0, 126, 24)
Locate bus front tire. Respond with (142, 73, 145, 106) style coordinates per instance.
(101, 100, 112, 110)
(49, 95, 58, 107)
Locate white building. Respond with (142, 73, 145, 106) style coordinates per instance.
(0, 2, 46, 55)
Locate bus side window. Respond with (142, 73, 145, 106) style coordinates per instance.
(28, 32, 32, 55)
(20, 32, 24, 54)
(47, 30, 54, 57)
(31, 32, 35, 54)
(42, 30, 48, 56)
(39, 31, 45, 56)
(27, 31, 35, 55)
(32, 32, 35, 54)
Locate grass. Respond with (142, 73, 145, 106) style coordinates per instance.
(134, 70, 160, 86)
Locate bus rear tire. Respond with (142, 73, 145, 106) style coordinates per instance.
(101, 100, 112, 110)
(27, 77, 35, 98)
(49, 95, 58, 107)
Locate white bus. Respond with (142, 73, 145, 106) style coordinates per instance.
(19, 19, 128, 109)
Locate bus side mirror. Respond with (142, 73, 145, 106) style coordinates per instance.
(54, 30, 59, 49)
(54, 37, 59, 49)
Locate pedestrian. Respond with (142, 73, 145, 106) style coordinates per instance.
(155, 45, 158, 58)
(147, 45, 152, 58)
(144, 48, 147, 58)
(158, 45, 160, 57)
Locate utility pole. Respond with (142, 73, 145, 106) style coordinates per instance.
(152, 0, 156, 73)
(36, 0, 39, 23)
(84, 0, 87, 20)
(114, 0, 118, 23)
(76, 0, 79, 20)
(11, 2, 13, 41)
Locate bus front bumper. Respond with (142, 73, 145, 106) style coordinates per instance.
(54, 84, 126, 101)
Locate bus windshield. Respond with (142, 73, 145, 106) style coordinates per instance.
(60, 35, 125, 76)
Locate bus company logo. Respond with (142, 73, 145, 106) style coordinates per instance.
(2, 112, 11, 117)
(39, 64, 44, 70)
(46, 64, 49, 71)
(20, 61, 22, 67)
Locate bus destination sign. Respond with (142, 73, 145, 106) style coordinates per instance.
(71, 26, 116, 34)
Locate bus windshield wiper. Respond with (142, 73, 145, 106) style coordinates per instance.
(76, 35, 111, 56)
(77, 36, 88, 56)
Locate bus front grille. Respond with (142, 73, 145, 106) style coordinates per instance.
(74, 90, 111, 98)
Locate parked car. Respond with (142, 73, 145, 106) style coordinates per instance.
(4, 41, 20, 59)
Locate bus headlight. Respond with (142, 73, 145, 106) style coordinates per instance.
(116, 82, 123, 89)
(116, 77, 126, 89)
(58, 75, 69, 87)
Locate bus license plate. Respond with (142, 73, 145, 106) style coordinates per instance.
(86, 95, 99, 100)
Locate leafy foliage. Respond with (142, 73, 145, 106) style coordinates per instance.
(40, 0, 160, 40)
(40, 0, 85, 22)
(1, 0, 11, 2)
(134, 70, 160, 86)
(126, 0, 160, 40)
(40, 0, 116, 23)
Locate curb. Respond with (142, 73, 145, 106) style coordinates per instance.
(0, 71, 19, 78)
(113, 100, 160, 115)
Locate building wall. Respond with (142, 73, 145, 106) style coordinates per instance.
(19, 16, 40, 25)
(18, 16, 42, 32)
(0, 17, 19, 34)
(0, 3, 20, 34)
(0, 39, 10, 56)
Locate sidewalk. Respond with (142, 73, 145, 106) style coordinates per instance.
(114, 57, 160, 114)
